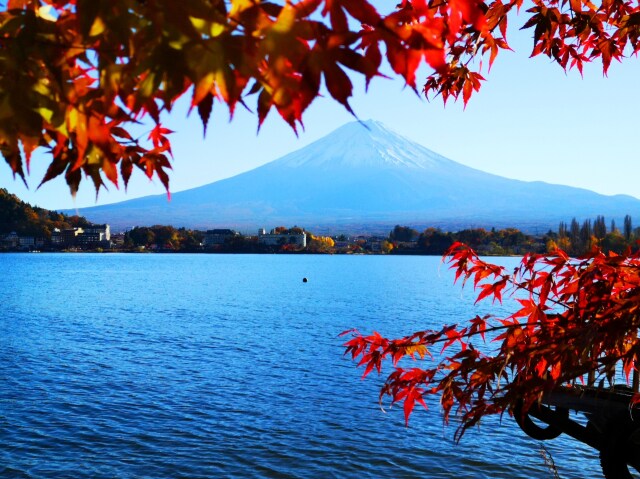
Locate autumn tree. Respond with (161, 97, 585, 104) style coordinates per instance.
(381, 240, 394, 254)
(418, 228, 454, 254)
(178, 227, 204, 251)
(545, 237, 559, 253)
(3, 0, 639, 196)
(389, 225, 419, 243)
(455, 228, 490, 249)
(153, 225, 181, 248)
(556, 234, 571, 252)
(343, 244, 640, 474)
(600, 229, 627, 254)
(594, 215, 607, 240)
(126, 226, 156, 247)
(3, 1, 640, 475)
(306, 232, 335, 252)
(0, 188, 92, 238)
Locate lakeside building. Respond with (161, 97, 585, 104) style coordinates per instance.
(76, 224, 111, 248)
(257, 228, 307, 248)
(1, 231, 19, 249)
(203, 229, 240, 246)
(18, 236, 45, 249)
(52, 227, 84, 247)
(48, 225, 112, 249)
(0, 231, 45, 251)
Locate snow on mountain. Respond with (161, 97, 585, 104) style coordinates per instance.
(273, 120, 458, 170)
(67, 120, 640, 233)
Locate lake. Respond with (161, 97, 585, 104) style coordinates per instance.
(0, 253, 604, 478)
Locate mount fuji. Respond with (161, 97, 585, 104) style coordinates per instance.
(67, 120, 640, 233)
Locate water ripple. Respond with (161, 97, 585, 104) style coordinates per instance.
(0, 254, 621, 478)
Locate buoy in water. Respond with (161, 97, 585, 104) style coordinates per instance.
(302, 277, 308, 283)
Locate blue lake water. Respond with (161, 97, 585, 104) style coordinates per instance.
(0, 253, 605, 478)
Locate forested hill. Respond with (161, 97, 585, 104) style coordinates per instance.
(0, 189, 90, 238)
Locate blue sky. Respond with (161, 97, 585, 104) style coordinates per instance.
(2, 19, 640, 211)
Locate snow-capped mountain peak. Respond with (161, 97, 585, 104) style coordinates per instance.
(274, 120, 455, 170)
(69, 119, 640, 233)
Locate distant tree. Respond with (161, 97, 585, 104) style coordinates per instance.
(593, 215, 606, 240)
(556, 235, 572, 252)
(600, 230, 627, 254)
(390, 225, 419, 242)
(418, 228, 453, 255)
(381, 240, 394, 254)
(307, 234, 335, 253)
(178, 228, 204, 250)
(625, 215, 633, 242)
(580, 219, 593, 253)
(558, 221, 567, 239)
(321, 236, 335, 248)
(494, 228, 526, 249)
(66, 215, 91, 228)
(546, 238, 559, 253)
(153, 225, 180, 248)
(47, 211, 65, 223)
(126, 227, 155, 247)
(569, 218, 580, 249)
(455, 228, 489, 249)
(482, 241, 505, 255)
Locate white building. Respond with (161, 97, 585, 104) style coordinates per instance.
(52, 225, 110, 248)
(51, 227, 84, 247)
(79, 224, 111, 243)
(257, 228, 306, 248)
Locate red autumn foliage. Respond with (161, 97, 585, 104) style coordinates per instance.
(2, 0, 639, 194)
(342, 243, 640, 440)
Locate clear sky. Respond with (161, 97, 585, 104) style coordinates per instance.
(2, 18, 640, 212)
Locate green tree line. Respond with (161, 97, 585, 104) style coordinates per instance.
(389, 217, 640, 256)
(550, 215, 638, 256)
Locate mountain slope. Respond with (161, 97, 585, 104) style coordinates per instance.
(67, 120, 640, 233)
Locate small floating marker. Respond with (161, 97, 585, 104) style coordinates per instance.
(302, 277, 308, 283)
